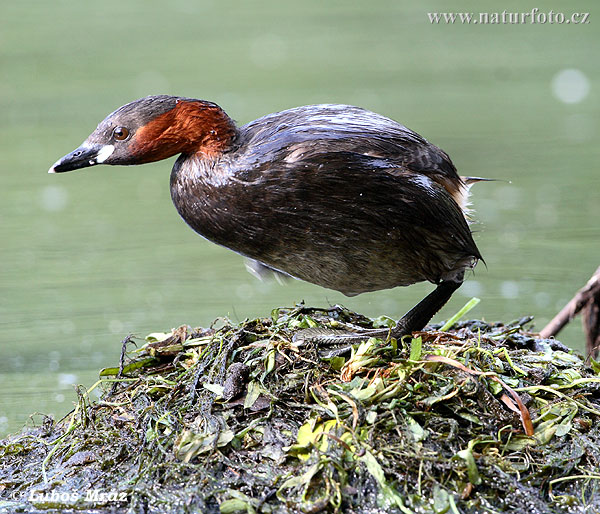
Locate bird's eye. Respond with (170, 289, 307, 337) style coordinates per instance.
(113, 126, 130, 141)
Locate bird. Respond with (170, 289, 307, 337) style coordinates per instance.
(49, 95, 482, 343)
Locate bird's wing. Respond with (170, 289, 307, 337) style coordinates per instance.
(235, 104, 462, 194)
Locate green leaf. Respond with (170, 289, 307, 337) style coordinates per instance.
(220, 491, 257, 514)
(218, 429, 235, 447)
(456, 412, 483, 425)
(488, 381, 503, 395)
(420, 383, 456, 406)
(349, 380, 379, 402)
(304, 315, 318, 328)
(359, 451, 410, 511)
(99, 357, 158, 376)
(440, 297, 480, 331)
(277, 462, 322, 497)
(183, 336, 212, 347)
(433, 484, 451, 513)
(264, 349, 276, 375)
(455, 446, 481, 485)
(203, 382, 225, 396)
(551, 351, 583, 367)
(174, 425, 234, 462)
(504, 434, 536, 451)
(405, 415, 426, 442)
(288, 315, 319, 329)
(372, 315, 395, 328)
(295, 421, 315, 448)
(145, 427, 157, 442)
(327, 356, 346, 370)
(219, 499, 248, 513)
(534, 418, 558, 445)
(555, 420, 572, 437)
(409, 336, 422, 361)
(244, 381, 261, 409)
(288, 420, 319, 460)
(366, 410, 377, 424)
(549, 368, 583, 385)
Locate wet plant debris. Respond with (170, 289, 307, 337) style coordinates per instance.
(1, 302, 600, 513)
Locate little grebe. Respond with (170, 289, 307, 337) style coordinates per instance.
(49, 95, 482, 341)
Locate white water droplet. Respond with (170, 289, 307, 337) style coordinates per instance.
(109, 319, 123, 334)
(41, 185, 68, 212)
(58, 373, 78, 387)
(552, 69, 590, 104)
(500, 280, 519, 299)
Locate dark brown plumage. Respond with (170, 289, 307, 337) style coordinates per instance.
(49, 96, 482, 339)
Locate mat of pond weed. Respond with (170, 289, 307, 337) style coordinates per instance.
(1, 303, 600, 513)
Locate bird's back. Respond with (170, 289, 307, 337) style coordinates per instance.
(233, 104, 459, 181)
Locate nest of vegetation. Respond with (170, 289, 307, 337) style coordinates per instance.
(1, 303, 600, 514)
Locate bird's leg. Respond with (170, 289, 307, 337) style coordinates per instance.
(390, 279, 462, 339)
(293, 279, 463, 355)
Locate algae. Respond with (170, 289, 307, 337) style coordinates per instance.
(1, 302, 600, 513)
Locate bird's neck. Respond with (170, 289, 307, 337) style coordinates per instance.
(132, 100, 238, 163)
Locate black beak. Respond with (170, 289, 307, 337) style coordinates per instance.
(48, 143, 111, 174)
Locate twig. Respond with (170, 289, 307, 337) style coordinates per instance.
(539, 267, 600, 356)
(111, 334, 136, 395)
(583, 282, 600, 359)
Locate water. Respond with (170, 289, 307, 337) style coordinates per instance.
(1, 0, 598, 437)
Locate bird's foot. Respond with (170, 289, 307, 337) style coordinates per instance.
(292, 326, 393, 345)
(291, 280, 462, 358)
(292, 325, 409, 359)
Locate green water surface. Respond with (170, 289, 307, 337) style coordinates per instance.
(1, 0, 598, 436)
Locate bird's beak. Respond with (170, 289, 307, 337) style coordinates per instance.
(48, 143, 114, 174)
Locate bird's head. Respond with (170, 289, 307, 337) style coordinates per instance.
(49, 95, 236, 174)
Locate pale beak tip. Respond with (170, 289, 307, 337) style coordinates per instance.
(48, 158, 62, 174)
